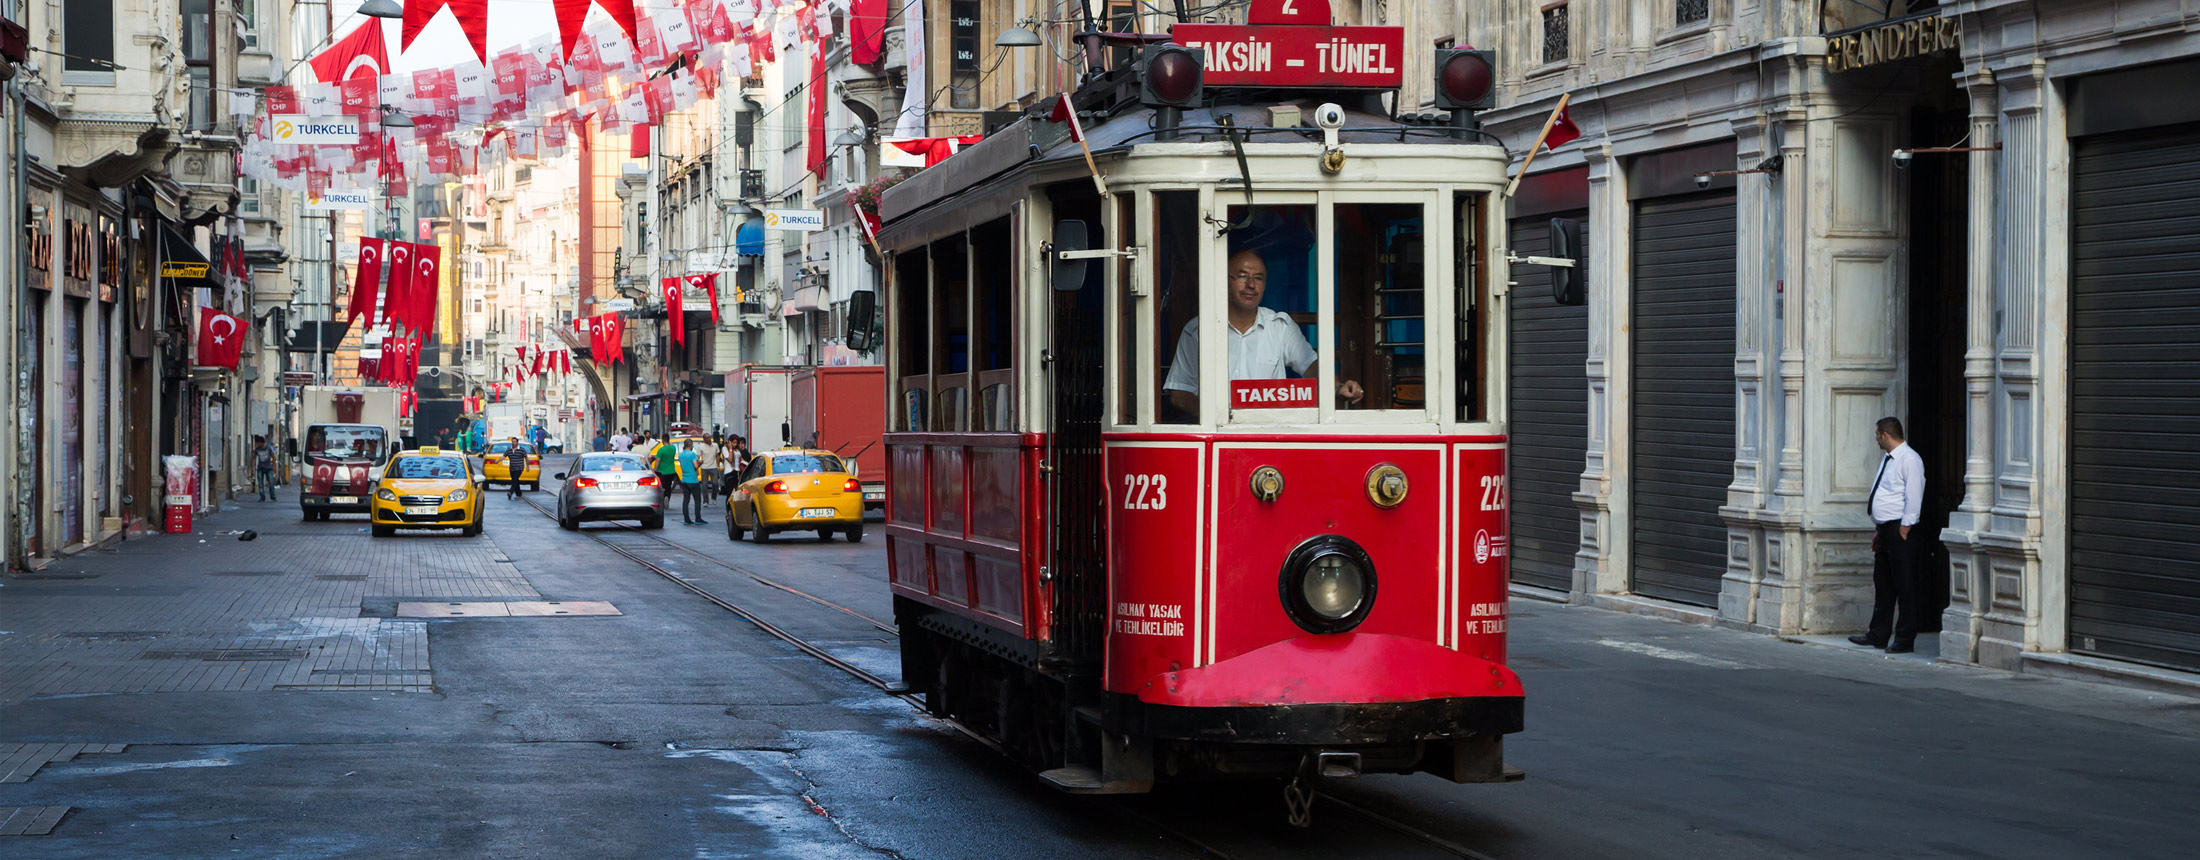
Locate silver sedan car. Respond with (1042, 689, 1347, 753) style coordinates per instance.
(553, 453, 665, 530)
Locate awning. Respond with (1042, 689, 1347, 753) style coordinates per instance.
(285, 320, 350, 352)
(735, 220, 764, 257)
(159, 225, 216, 286)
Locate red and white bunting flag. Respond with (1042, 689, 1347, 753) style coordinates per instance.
(402, 0, 491, 65)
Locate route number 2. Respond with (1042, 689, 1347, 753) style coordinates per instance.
(1123, 474, 1168, 511)
(1479, 475, 1507, 512)
(1280, 0, 1297, 12)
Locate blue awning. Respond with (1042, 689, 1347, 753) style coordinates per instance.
(735, 221, 764, 257)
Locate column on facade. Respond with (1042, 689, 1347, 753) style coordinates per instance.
(1941, 67, 2001, 664)
(1573, 142, 1625, 597)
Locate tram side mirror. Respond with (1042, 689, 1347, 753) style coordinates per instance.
(1550, 217, 1586, 306)
(846, 290, 877, 352)
(1051, 220, 1090, 292)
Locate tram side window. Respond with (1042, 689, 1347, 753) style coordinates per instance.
(1117, 194, 1138, 425)
(894, 248, 929, 431)
(1455, 192, 1487, 422)
(971, 218, 1015, 432)
(1331, 203, 1426, 412)
(933, 236, 971, 432)
(1152, 191, 1204, 424)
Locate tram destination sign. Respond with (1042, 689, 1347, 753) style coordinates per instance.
(1173, 23, 1405, 89)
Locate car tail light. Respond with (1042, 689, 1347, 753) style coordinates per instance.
(528, 457, 538, 466)
(638, 474, 659, 486)
(843, 478, 861, 492)
(766, 480, 788, 494)
(572, 477, 599, 489)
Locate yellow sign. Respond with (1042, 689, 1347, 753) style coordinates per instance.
(1826, 14, 1961, 73)
(162, 261, 210, 278)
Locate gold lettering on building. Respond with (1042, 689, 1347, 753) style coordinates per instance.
(1826, 14, 1961, 73)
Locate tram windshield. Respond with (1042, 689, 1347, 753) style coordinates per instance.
(1148, 195, 1442, 424)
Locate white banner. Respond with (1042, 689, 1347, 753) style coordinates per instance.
(306, 189, 375, 210)
(894, 0, 927, 137)
(270, 113, 363, 144)
(763, 208, 825, 232)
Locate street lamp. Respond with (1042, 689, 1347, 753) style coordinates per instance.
(358, 0, 404, 19)
(380, 106, 413, 128)
(832, 128, 867, 147)
(995, 23, 1043, 48)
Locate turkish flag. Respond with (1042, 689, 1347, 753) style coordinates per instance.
(196, 307, 250, 369)
(587, 315, 606, 361)
(309, 20, 390, 84)
(1049, 93, 1085, 143)
(805, 44, 828, 175)
(384, 241, 415, 333)
(602, 313, 625, 364)
(686, 273, 720, 324)
(851, 0, 886, 64)
(348, 238, 386, 329)
(661, 277, 684, 346)
(1544, 104, 1582, 150)
(410, 243, 442, 342)
(402, 0, 491, 65)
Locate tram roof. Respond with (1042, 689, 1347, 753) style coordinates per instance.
(878, 100, 1507, 229)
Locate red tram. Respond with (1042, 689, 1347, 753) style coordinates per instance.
(878, 1, 1530, 807)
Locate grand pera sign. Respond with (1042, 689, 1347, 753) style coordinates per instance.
(1826, 14, 1961, 73)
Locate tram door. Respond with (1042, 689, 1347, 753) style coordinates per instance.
(1049, 189, 1110, 664)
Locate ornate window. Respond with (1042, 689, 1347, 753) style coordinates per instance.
(1677, 0, 1710, 25)
(1541, 4, 1570, 65)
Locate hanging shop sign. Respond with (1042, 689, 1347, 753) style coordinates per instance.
(307, 189, 376, 210)
(763, 208, 826, 232)
(1825, 14, 1961, 73)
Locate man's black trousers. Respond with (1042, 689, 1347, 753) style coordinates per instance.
(1868, 520, 1920, 645)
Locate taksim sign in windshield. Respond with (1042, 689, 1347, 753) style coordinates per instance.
(270, 114, 364, 144)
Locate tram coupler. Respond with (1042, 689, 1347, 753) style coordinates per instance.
(1315, 750, 1363, 779)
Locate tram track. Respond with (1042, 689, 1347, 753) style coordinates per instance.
(511, 474, 1497, 860)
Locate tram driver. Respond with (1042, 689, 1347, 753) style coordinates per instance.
(1164, 249, 1365, 417)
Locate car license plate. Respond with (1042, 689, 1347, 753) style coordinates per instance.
(404, 506, 440, 516)
(797, 508, 835, 519)
(862, 491, 884, 501)
(331, 495, 359, 504)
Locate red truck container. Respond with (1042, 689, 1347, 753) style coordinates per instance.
(790, 366, 885, 511)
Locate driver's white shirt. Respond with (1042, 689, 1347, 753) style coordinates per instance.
(1161, 307, 1317, 395)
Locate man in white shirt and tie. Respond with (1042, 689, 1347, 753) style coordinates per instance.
(1851, 416, 1927, 653)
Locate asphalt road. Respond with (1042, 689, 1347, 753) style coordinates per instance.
(2, 457, 2195, 859)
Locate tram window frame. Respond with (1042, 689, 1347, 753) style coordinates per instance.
(1328, 197, 1437, 421)
(1454, 190, 1489, 424)
(1205, 193, 1320, 426)
(1153, 188, 1205, 425)
(932, 234, 973, 432)
(1114, 191, 1142, 426)
(970, 215, 1015, 432)
(893, 246, 930, 432)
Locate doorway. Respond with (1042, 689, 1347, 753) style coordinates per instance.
(1904, 104, 1971, 630)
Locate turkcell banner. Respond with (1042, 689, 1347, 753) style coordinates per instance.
(270, 114, 363, 144)
(306, 189, 374, 210)
(763, 209, 826, 232)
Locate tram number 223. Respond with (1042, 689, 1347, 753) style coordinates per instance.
(1123, 474, 1169, 511)
(1479, 475, 1508, 512)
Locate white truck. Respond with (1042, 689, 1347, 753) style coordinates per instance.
(293, 386, 400, 521)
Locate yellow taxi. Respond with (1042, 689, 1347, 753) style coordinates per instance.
(725, 448, 865, 543)
(370, 447, 486, 537)
(481, 440, 541, 491)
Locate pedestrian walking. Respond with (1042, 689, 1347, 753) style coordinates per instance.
(677, 439, 707, 525)
(592, 429, 610, 453)
(253, 436, 278, 501)
(611, 428, 633, 452)
(505, 436, 527, 500)
(1850, 416, 1927, 654)
(650, 434, 679, 503)
(698, 436, 722, 504)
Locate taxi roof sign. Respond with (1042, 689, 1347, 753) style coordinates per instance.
(417, 446, 441, 455)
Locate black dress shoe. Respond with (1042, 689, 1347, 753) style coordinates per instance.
(1885, 641, 1915, 654)
(1848, 635, 1886, 648)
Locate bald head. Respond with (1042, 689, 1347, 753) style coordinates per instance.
(1227, 249, 1269, 315)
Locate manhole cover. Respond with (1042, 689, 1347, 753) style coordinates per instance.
(315, 575, 368, 582)
(207, 571, 287, 577)
(59, 632, 165, 641)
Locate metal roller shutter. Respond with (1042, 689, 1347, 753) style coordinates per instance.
(1507, 214, 1589, 592)
(1630, 192, 1737, 607)
(2069, 122, 2200, 672)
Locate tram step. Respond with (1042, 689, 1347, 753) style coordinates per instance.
(1038, 766, 1147, 795)
(1072, 705, 1103, 726)
(1502, 765, 1527, 782)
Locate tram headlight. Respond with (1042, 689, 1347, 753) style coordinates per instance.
(1280, 536, 1377, 634)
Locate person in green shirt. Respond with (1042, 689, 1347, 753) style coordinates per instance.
(651, 434, 679, 503)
